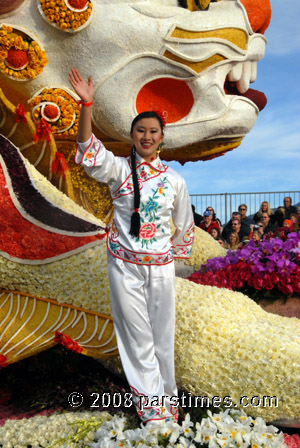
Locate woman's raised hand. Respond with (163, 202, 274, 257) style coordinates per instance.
(69, 68, 94, 103)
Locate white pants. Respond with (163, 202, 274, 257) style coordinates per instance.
(107, 252, 178, 423)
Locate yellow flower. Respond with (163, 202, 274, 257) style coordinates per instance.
(27, 68, 37, 78)
(14, 36, 23, 49)
(0, 49, 8, 60)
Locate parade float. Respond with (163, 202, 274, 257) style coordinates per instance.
(0, 0, 300, 446)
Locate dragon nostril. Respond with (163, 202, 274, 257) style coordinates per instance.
(136, 78, 194, 124)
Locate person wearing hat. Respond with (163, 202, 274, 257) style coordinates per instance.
(199, 210, 220, 233)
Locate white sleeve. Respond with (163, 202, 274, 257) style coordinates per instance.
(171, 177, 195, 259)
(74, 134, 123, 184)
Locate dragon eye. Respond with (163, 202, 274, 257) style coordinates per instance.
(136, 78, 194, 124)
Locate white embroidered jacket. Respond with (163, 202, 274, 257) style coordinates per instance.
(75, 134, 194, 265)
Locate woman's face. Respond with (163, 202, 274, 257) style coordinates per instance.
(252, 232, 260, 242)
(261, 202, 268, 212)
(211, 228, 218, 239)
(229, 233, 237, 244)
(130, 117, 164, 162)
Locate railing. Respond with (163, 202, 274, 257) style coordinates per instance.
(190, 191, 300, 226)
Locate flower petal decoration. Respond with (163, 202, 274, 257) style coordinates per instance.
(38, 0, 94, 33)
(0, 290, 118, 365)
(0, 134, 108, 264)
(0, 24, 48, 81)
(29, 86, 81, 137)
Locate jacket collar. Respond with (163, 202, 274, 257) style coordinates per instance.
(135, 152, 167, 173)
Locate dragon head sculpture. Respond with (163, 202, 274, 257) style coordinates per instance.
(0, 0, 270, 163)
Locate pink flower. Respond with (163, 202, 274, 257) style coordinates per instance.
(139, 222, 156, 240)
(284, 433, 300, 448)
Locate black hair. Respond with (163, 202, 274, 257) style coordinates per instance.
(129, 111, 164, 238)
(130, 111, 164, 134)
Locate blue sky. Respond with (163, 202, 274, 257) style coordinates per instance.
(169, 0, 300, 198)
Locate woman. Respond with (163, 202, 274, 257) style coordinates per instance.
(227, 231, 240, 250)
(252, 230, 262, 244)
(253, 201, 273, 223)
(210, 227, 220, 240)
(69, 68, 194, 424)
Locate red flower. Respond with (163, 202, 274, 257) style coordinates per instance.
(51, 152, 69, 178)
(0, 354, 8, 369)
(15, 103, 28, 123)
(33, 118, 52, 143)
(139, 222, 156, 240)
(54, 331, 83, 354)
(68, 0, 88, 9)
(7, 48, 28, 69)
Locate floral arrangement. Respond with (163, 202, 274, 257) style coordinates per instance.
(0, 409, 287, 448)
(0, 410, 111, 447)
(187, 233, 300, 301)
(175, 226, 227, 272)
(0, 25, 48, 80)
(39, 0, 93, 32)
(29, 87, 81, 137)
(54, 331, 83, 353)
(1, 137, 300, 422)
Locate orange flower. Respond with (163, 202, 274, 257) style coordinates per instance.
(0, 49, 8, 60)
(142, 255, 152, 262)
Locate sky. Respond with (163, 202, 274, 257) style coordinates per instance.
(168, 0, 300, 203)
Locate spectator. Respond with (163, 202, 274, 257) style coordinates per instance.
(238, 204, 254, 227)
(192, 205, 203, 227)
(216, 236, 227, 248)
(227, 231, 240, 250)
(210, 227, 221, 240)
(256, 221, 265, 234)
(205, 206, 222, 228)
(290, 213, 298, 224)
(253, 201, 274, 223)
(283, 219, 292, 228)
(252, 230, 262, 244)
(222, 213, 250, 241)
(289, 213, 299, 231)
(233, 218, 250, 241)
(283, 196, 297, 219)
(274, 206, 285, 228)
(297, 206, 300, 221)
(261, 212, 277, 234)
(199, 211, 220, 233)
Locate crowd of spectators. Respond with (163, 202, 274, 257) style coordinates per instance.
(192, 196, 300, 250)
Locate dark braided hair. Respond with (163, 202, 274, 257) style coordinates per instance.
(129, 111, 164, 238)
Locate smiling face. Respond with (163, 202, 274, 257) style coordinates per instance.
(130, 117, 164, 163)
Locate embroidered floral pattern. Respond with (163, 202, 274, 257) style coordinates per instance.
(130, 386, 178, 424)
(81, 139, 103, 166)
(112, 160, 167, 200)
(107, 236, 173, 265)
(136, 176, 169, 248)
(139, 222, 157, 240)
(173, 222, 195, 259)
